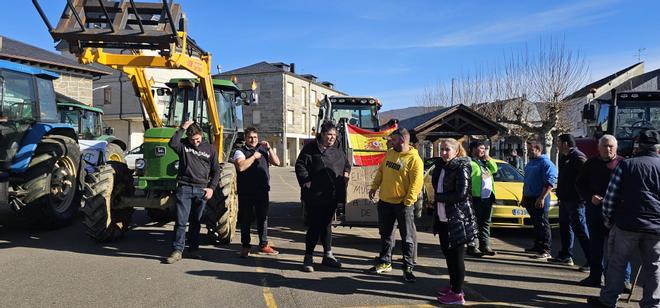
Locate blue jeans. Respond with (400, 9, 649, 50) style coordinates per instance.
(600, 226, 660, 307)
(558, 200, 590, 260)
(172, 184, 207, 252)
(523, 196, 552, 252)
(586, 203, 631, 283)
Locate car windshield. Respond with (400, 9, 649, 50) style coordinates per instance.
(330, 104, 379, 130)
(494, 162, 524, 182)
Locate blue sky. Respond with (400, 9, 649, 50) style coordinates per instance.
(4, 0, 660, 111)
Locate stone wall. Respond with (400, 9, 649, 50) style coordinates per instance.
(53, 73, 93, 105)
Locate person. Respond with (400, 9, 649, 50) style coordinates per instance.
(233, 127, 281, 258)
(508, 149, 523, 170)
(368, 127, 423, 282)
(466, 141, 498, 257)
(588, 130, 660, 308)
(431, 138, 477, 305)
(165, 120, 221, 264)
(548, 134, 590, 270)
(521, 140, 558, 259)
(295, 121, 351, 272)
(576, 135, 632, 291)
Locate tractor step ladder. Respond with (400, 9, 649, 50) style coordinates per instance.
(32, 0, 204, 56)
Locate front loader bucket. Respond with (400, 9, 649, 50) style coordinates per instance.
(33, 0, 203, 55)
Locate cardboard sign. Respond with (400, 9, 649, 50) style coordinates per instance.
(345, 165, 380, 224)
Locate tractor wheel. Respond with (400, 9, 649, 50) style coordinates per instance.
(106, 143, 126, 163)
(81, 162, 134, 242)
(205, 163, 238, 245)
(146, 207, 176, 223)
(17, 136, 81, 228)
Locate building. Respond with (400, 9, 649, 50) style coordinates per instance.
(216, 62, 346, 166)
(0, 35, 111, 105)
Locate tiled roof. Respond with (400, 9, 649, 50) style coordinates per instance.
(0, 35, 112, 76)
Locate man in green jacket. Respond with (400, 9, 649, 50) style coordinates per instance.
(467, 141, 498, 256)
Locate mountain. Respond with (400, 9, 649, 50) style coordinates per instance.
(379, 106, 442, 122)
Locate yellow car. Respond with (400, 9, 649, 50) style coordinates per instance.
(423, 158, 558, 228)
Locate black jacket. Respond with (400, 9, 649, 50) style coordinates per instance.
(556, 147, 587, 202)
(295, 140, 351, 205)
(169, 128, 221, 188)
(615, 151, 660, 235)
(431, 156, 477, 249)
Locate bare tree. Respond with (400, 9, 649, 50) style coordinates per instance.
(416, 81, 449, 110)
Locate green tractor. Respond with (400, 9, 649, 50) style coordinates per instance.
(56, 93, 127, 162)
(0, 60, 83, 228)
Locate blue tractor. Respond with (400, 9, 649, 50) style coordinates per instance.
(0, 60, 82, 228)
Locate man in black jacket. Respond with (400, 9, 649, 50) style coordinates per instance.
(165, 120, 221, 264)
(549, 134, 590, 270)
(588, 130, 660, 307)
(233, 127, 280, 258)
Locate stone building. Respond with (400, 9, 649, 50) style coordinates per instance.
(216, 62, 346, 166)
(0, 35, 111, 105)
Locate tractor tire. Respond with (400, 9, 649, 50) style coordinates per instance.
(204, 163, 238, 245)
(146, 207, 176, 223)
(16, 136, 81, 228)
(106, 143, 126, 163)
(81, 162, 134, 242)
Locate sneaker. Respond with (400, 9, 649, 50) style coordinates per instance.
(579, 276, 602, 287)
(369, 262, 393, 274)
(239, 247, 250, 258)
(548, 256, 574, 266)
(623, 282, 632, 294)
(403, 267, 416, 282)
(186, 250, 204, 260)
(578, 265, 590, 273)
(532, 251, 551, 259)
(437, 290, 465, 305)
(302, 254, 314, 272)
(165, 250, 182, 264)
(437, 285, 452, 297)
(586, 295, 611, 307)
(322, 256, 342, 268)
(466, 246, 483, 257)
(259, 245, 279, 256)
(479, 246, 497, 256)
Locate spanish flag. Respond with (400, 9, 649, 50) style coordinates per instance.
(346, 122, 398, 166)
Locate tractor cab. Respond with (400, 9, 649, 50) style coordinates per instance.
(318, 96, 381, 132)
(0, 60, 61, 172)
(57, 94, 105, 140)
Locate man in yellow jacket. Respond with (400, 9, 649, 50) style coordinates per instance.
(368, 127, 424, 282)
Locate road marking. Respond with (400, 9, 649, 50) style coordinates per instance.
(256, 263, 278, 308)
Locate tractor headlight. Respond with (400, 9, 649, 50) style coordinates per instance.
(135, 159, 145, 170)
(174, 160, 179, 170)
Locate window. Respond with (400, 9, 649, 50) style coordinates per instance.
(301, 87, 307, 107)
(303, 112, 307, 132)
(311, 114, 317, 130)
(253, 110, 261, 125)
(36, 77, 58, 122)
(286, 82, 294, 97)
(287, 110, 294, 125)
(311, 90, 317, 106)
(104, 86, 112, 105)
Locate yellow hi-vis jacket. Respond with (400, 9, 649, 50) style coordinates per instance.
(371, 147, 424, 206)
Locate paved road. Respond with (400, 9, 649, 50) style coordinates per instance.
(0, 167, 643, 307)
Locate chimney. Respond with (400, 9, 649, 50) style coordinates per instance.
(290, 62, 295, 74)
(0, 36, 3, 51)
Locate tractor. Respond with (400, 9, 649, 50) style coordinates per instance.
(0, 59, 83, 228)
(34, 0, 254, 243)
(56, 93, 127, 162)
(578, 90, 660, 158)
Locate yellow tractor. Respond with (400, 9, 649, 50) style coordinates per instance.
(34, 0, 252, 243)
